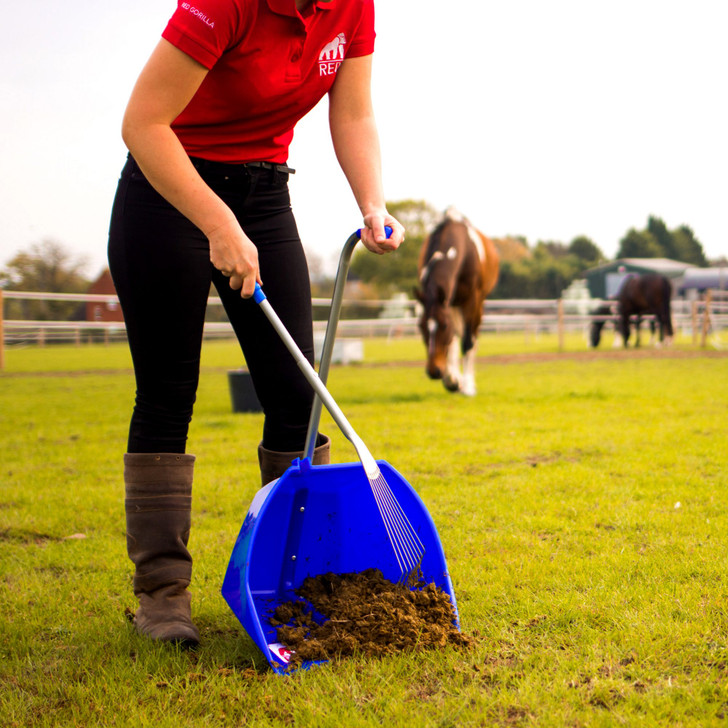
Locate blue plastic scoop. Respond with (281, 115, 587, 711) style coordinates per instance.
(221, 229, 459, 673)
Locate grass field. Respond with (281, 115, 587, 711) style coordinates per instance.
(1, 333, 727, 726)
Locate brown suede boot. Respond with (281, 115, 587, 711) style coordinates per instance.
(258, 434, 330, 486)
(124, 453, 200, 647)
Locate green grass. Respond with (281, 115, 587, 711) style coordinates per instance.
(1, 337, 727, 726)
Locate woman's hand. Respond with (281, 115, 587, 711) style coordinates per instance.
(360, 211, 405, 254)
(207, 219, 261, 298)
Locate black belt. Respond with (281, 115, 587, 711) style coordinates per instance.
(188, 156, 295, 175)
(244, 161, 296, 175)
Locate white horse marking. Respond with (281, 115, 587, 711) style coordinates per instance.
(449, 307, 464, 338)
(443, 206, 485, 263)
(444, 337, 462, 392)
(466, 224, 486, 263)
(427, 318, 437, 357)
(419, 250, 446, 283)
(443, 206, 465, 223)
(442, 308, 468, 393)
(461, 345, 477, 397)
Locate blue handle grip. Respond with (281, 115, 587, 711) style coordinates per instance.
(356, 225, 393, 240)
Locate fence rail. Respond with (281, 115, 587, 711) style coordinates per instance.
(1, 289, 726, 369)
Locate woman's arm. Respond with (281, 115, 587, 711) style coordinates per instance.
(122, 39, 260, 296)
(328, 55, 405, 253)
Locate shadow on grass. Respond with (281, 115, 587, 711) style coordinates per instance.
(342, 390, 451, 406)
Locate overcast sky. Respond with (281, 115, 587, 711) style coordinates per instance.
(1, 0, 726, 279)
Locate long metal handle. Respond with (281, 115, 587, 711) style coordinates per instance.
(303, 230, 360, 458)
(253, 282, 380, 480)
(303, 226, 392, 459)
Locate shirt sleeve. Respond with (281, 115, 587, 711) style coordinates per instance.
(162, 0, 246, 69)
(346, 0, 375, 58)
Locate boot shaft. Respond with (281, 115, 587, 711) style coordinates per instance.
(258, 434, 330, 486)
(124, 453, 195, 595)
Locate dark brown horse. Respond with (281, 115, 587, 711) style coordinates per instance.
(414, 208, 499, 395)
(590, 273, 674, 348)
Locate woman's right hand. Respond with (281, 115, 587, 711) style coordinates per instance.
(208, 218, 261, 298)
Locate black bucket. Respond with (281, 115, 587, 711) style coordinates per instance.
(228, 370, 262, 413)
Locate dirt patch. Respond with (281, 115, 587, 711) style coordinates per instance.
(269, 568, 471, 668)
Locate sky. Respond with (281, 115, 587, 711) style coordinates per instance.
(1, 0, 726, 279)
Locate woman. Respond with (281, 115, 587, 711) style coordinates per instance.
(108, 0, 404, 647)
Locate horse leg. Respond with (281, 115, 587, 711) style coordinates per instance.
(662, 301, 674, 346)
(611, 322, 623, 348)
(620, 315, 630, 347)
(460, 324, 477, 396)
(664, 318, 674, 346)
(461, 347, 477, 396)
(656, 316, 672, 346)
(442, 309, 464, 393)
(443, 337, 462, 392)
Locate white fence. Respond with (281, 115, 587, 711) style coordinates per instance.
(1, 289, 726, 369)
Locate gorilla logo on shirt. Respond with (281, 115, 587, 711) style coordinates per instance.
(319, 33, 346, 61)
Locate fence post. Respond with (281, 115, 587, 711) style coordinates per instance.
(0, 289, 4, 371)
(700, 290, 713, 348)
(557, 299, 565, 352)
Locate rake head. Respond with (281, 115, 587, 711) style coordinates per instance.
(368, 471, 425, 585)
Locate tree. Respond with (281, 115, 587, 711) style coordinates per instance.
(349, 199, 440, 296)
(493, 236, 531, 263)
(568, 235, 604, 266)
(671, 225, 708, 266)
(0, 239, 90, 320)
(646, 216, 676, 259)
(616, 228, 662, 259)
(534, 241, 570, 259)
(621, 216, 709, 265)
(491, 233, 606, 299)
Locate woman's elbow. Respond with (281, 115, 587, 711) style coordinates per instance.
(120, 111, 137, 151)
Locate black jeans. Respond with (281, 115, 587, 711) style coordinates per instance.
(108, 155, 316, 454)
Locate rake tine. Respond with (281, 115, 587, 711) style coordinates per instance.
(372, 477, 424, 553)
(369, 473, 425, 582)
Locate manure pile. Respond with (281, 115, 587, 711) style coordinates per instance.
(270, 568, 471, 667)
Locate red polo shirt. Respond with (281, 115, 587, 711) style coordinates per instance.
(161, 0, 376, 163)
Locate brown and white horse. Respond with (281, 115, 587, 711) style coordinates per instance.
(414, 208, 499, 395)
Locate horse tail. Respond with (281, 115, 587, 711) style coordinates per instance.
(660, 276, 674, 337)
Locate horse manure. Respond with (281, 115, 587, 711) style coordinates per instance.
(269, 568, 471, 667)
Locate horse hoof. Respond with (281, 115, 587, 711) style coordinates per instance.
(443, 380, 460, 393)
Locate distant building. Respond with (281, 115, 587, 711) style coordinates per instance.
(678, 267, 728, 295)
(86, 269, 123, 322)
(583, 258, 697, 300)
(560, 278, 593, 315)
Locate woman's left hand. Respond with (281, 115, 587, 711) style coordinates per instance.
(360, 212, 405, 254)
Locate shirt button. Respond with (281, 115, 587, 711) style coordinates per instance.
(291, 51, 301, 62)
